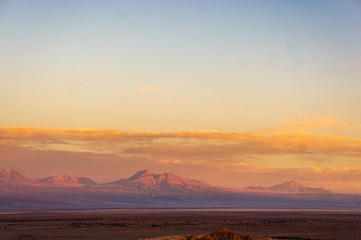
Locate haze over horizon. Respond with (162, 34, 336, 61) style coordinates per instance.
(1, 1, 361, 193)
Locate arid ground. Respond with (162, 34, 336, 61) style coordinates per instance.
(0, 209, 360, 240)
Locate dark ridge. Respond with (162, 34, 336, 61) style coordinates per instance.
(200, 227, 272, 240)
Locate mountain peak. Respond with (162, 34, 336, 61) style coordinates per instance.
(276, 180, 305, 188)
(127, 170, 154, 181)
(104, 170, 216, 194)
(136, 169, 153, 175)
(0, 169, 34, 185)
(40, 175, 97, 186)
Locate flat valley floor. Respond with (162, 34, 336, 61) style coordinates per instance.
(0, 209, 361, 240)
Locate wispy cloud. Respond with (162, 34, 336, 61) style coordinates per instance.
(281, 113, 347, 130)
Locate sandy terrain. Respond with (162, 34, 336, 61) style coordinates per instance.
(0, 209, 360, 240)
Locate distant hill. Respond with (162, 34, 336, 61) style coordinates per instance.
(40, 175, 97, 186)
(246, 180, 332, 193)
(103, 169, 220, 194)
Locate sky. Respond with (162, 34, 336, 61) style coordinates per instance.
(0, 1, 361, 193)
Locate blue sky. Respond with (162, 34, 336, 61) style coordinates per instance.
(1, 0, 360, 131)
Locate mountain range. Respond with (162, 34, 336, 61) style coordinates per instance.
(0, 168, 360, 210)
(245, 180, 332, 194)
(0, 168, 329, 194)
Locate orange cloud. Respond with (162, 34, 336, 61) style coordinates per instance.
(1, 126, 361, 157)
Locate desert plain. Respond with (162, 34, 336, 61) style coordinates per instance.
(1, 209, 361, 240)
